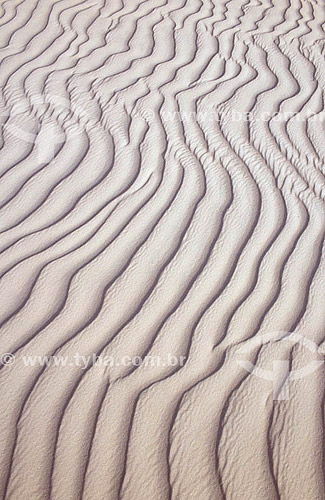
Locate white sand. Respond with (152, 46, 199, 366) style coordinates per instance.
(0, 0, 325, 499)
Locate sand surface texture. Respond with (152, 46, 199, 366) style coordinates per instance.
(0, 0, 325, 499)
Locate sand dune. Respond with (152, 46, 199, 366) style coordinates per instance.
(0, 0, 325, 499)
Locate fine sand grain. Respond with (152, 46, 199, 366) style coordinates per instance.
(0, 0, 325, 499)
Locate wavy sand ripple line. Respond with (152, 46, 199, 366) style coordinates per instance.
(0, 1, 324, 499)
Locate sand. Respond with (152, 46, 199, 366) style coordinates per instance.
(0, 0, 325, 499)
